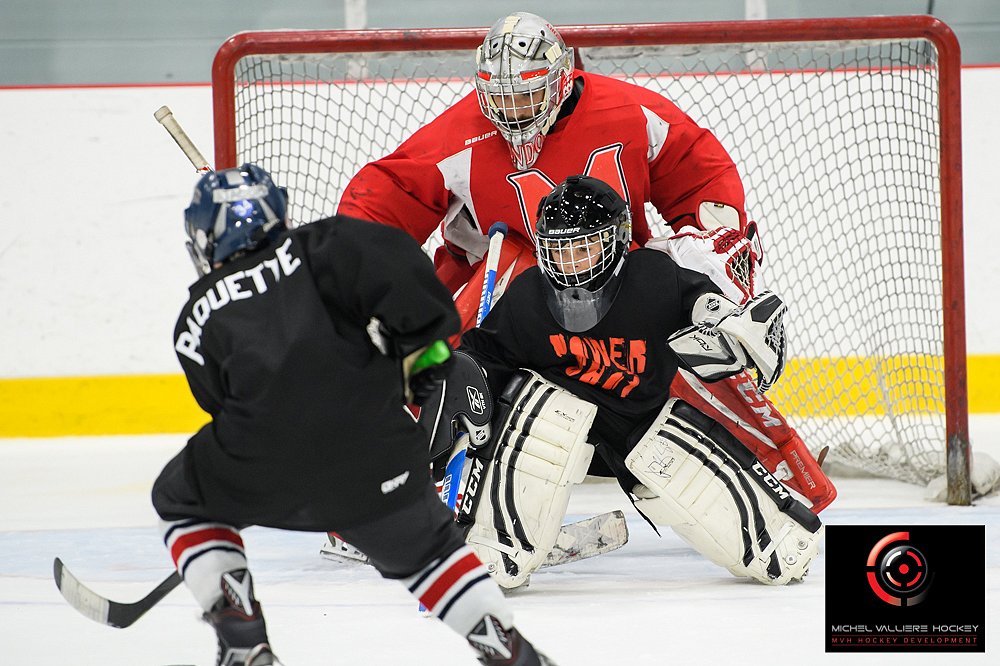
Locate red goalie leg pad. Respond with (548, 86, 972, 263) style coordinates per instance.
(669, 370, 837, 513)
(774, 430, 837, 513)
(433, 245, 477, 293)
(447, 235, 537, 345)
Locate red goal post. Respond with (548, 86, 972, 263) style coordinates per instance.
(211, 16, 970, 504)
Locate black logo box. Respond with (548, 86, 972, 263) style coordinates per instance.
(825, 524, 985, 653)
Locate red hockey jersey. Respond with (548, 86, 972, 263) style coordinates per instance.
(338, 70, 746, 287)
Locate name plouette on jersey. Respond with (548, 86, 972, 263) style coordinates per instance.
(548, 333, 647, 398)
(175, 237, 302, 365)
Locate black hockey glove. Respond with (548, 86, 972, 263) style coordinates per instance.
(406, 341, 455, 406)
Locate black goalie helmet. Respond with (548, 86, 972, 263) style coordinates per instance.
(535, 175, 632, 332)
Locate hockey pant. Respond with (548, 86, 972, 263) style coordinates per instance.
(156, 451, 513, 641)
(459, 370, 597, 589)
(626, 398, 823, 585)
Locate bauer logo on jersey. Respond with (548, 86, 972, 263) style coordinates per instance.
(548, 333, 647, 398)
(175, 237, 302, 365)
(464, 130, 498, 146)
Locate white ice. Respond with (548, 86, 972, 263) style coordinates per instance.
(4, 418, 1000, 665)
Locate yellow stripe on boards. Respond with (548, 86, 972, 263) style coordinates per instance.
(0, 355, 997, 438)
(968, 354, 1000, 413)
(0, 374, 207, 437)
(768, 355, 948, 417)
(767, 354, 999, 416)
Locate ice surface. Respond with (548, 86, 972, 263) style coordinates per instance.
(3, 419, 999, 664)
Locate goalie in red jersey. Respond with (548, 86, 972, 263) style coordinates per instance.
(337, 11, 835, 513)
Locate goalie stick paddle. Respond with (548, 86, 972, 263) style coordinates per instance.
(543, 509, 629, 567)
(53, 557, 181, 629)
(323, 510, 629, 569)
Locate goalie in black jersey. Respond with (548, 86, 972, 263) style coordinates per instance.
(152, 164, 556, 666)
(440, 174, 823, 590)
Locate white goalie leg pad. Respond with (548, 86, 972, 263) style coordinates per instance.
(625, 398, 823, 585)
(466, 371, 597, 589)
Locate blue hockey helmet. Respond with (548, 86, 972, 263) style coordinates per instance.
(184, 163, 288, 275)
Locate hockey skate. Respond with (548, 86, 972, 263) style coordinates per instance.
(468, 615, 556, 665)
(203, 569, 283, 666)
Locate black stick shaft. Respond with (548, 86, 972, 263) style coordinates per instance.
(53, 557, 182, 628)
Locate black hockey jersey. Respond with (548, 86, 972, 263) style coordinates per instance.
(461, 248, 719, 454)
(171, 216, 459, 530)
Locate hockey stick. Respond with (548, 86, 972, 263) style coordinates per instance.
(53, 557, 181, 628)
(475, 221, 508, 327)
(440, 221, 509, 512)
(53, 108, 203, 631)
(56, 513, 627, 631)
(154, 106, 212, 173)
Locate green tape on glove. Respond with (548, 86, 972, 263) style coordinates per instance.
(410, 340, 452, 375)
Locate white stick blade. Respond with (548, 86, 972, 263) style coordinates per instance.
(53, 558, 111, 624)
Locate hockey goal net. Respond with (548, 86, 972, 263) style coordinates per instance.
(212, 16, 969, 502)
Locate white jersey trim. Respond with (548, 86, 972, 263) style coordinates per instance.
(641, 105, 671, 163)
(436, 147, 490, 263)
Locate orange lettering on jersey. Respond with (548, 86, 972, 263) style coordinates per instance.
(548, 333, 568, 357)
(506, 144, 629, 240)
(549, 333, 647, 399)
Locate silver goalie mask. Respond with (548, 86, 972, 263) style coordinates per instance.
(475, 12, 575, 170)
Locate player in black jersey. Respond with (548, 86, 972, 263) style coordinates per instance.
(443, 174, 823, 591)
(152, 164, 556, 666)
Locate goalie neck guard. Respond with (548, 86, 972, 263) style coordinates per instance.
(184, 163, 288, 276)
(535, 175, 632, 332)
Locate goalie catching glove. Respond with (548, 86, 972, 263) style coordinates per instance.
(668, 290, 786, 392)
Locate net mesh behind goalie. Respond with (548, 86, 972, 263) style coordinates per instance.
(214, 19, 966, 490)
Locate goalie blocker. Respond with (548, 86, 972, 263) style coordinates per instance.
(626, 398, 822, 585)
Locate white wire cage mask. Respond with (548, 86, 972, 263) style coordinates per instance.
(536, 224, 630, 332)
(536, 228, 618, 289)
(475, 12, 574, 169)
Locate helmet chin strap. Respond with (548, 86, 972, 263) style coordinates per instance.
(185, 240, 213, 277)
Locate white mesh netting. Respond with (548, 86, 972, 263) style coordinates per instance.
(224, 35, 950, 486)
